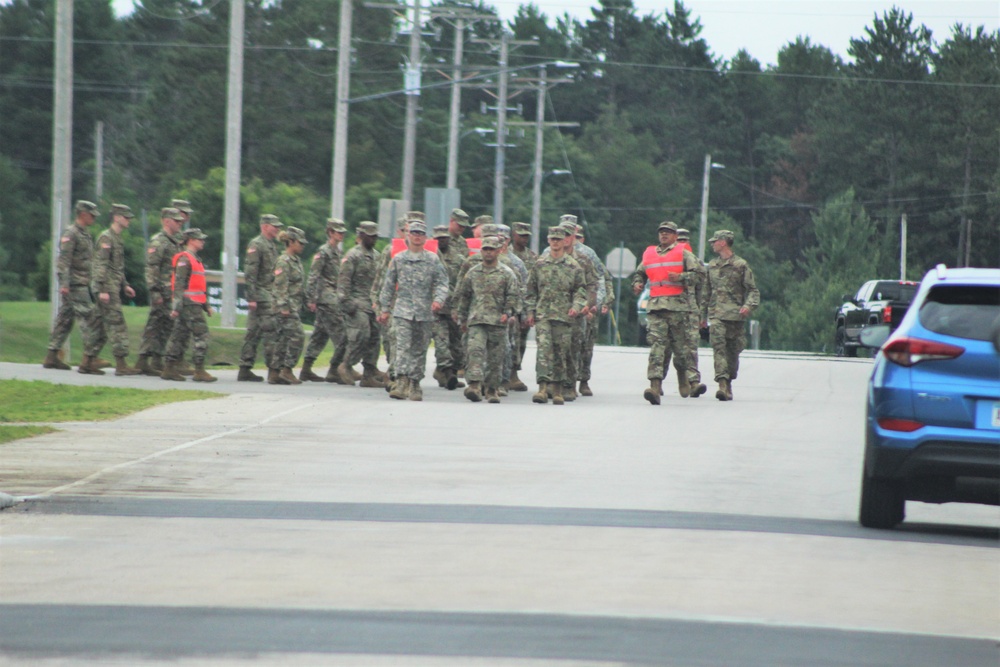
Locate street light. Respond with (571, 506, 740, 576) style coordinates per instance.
(697, 155, 725, 262)
(530, 169, 572, 253)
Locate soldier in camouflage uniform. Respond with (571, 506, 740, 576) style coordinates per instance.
(337, 221, 384, 387)
(270, 227, 308, 386)
(302, 218, 347, 383)
(377, 221, 450, 401)
(659, 227, 707, 398)
(372, 215, 410, 383)
(136, 208, 184, 376)
(495, 225, 527, 396)
(704, 229, 760, 401)
(631, 221, 702, 405)
(525, 226, 587, 405)
(91, 204, 141, 377)
(548, 219, 598, 401)
(432, 225, 466, 390)
(454, 236, 519, 403)
(44, 201, 105, 374)
(574, 226, 616, 397)
(172, 199, 193, 228)
(160, 228, 216, 382)
(448, 208, 470, 258)
(239, 214, 283, 381)
(510, 221, 537, 389)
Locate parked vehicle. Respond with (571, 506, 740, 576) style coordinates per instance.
(857, 265, 1000, 529)
(835, 279, 918, 356)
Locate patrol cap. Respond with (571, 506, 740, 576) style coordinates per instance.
(450, 208, 469, 224)
(161, 207, 185, 221)
(709, 229, 735, 244)
(357, 221, 379, 237)
(171, 199, 193, 214)
(496, 224, 511, 239)
(260, 214, 284, 228)
(75, 200, 99, 215)
(479, 223, 499, 237)
(396, 215, 409, 230)
(432, 225, 449, 239)
(481, 236, 501, 250)
(657, 220, 678, 232)
(676, 227, 690, 240)
(183, 227, 208, 240)
(408, 221, 427, 234)
(512, 221, 531, 235)
(559, 220, 578, 234)
(547, 226, 568, 239)
(559, 214, 577, 224)
(473, 215, 493, 227)
(283, 226, 307, 244)
(326, 218, 347, 233)
(111, 203, 135, 219)
(405, 211, 426, 222)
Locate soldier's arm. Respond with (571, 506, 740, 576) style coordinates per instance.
(571, 267, 588, 313)
(305, 251, 324, 305)
(743, 264, 761, 311)
(336, 253, 358, 312)
(454, 275, 471, 323)
(57, 230, 75, 290)
(273, 260, 290, 313)
(377, 258, 397, 314)
(243, 244, 261, 303)
(432, 260, 450, 307)
(631, 263, 647, 295)
(171, 257, 190, 312)
(92, 236, 112, 294)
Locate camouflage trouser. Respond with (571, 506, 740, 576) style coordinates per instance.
(710, 318, 746, 381)
(393, 317, 432, 381)
(95, 295, 129, 358)
(501, 318, 515, 382)
(343, 309, 380, 367)
(581, 314, 598, 382)
(534, 319, 572, 383)
(240, 302, 277, 368)
(662, 313, 702, 385)
(139, 297, 173, 358)
(567, 317, 586, 382)
(466, 324, 506, 389)
(48, 286, 102, 356)
(432, 313, 463, 371)
(165, 303, 209, 364)
(516, 325, 530, 371)
(646, 310, 695, 380)
(274, 312, 305, 369)
(305, 303, 346, 366)
(383, 315, 395, 375)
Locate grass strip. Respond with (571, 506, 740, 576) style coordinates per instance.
(0, 425, 57, 444)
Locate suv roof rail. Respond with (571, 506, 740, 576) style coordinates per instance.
(934, 263, 948, 279)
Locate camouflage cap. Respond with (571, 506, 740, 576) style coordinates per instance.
(547, 226, 568, 239)
(171, 199, 193, 214)
(284, 226, 307, 244)
(479, 223, 499, 237)
(559, 214, 578, 224)
(496, 224, 511, 239)
(407, 221, 427, 234)
(111, 203, 135, 219)
(709, 229, 735, 244)
(75, 200, 99, 215)
(432, 225, 449, 239)
(473, 215, 493, 227)
(676, 227, 690, 240)
(260, 214, 284, 228)
(450, 208, 469, 223)
(657, 220, 678, 232)
(357, 221, 379, 237)
(559, 220, 578, 234)
(481, 236, 501, 250)
(405, 211, 426, 222)
(326, 218, 347, 233)
(512, 221, 532, 235)
(396, 215, 409, 230)
(183, 227, 208, 241)
(161, 207, 185, 221)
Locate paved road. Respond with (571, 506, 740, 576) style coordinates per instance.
(0, 347, 997, 665)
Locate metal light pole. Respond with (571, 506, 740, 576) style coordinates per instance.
(49, 0, 73, 327)
(330, 0, 353, 219)
(221, 0, 245, 328)
(492, 32, 509, 225)
(530, 170, 570, 254)
(400, 0, 422, 208)
(697, 155, 724, 263)
(445, 17, 464, 190)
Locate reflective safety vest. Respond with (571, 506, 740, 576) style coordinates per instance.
(679, 241, 693, 253)
(171, 251, 207, 304)
(391, 237, 437, 256)
(466, 238, 482, 255)
(642, 245, 684, 298)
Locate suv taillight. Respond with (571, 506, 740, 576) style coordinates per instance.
(882, 305, 892, 323)
(883, 337, 965, 367)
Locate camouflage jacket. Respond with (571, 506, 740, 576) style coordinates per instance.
(92, 227, 129, 296)
(145, 230, 182, 301)
(704, 253, 760, 321)
(602, 264, 616, 308)
(450, 232, 469, 258)
(436, 245, 467, 315)
(244, 234, 280, 303)
(631, 243, 702, 313)
(526, 254, 587, 323)
(455, 262, 520, 327)
(378, 249, 450, 322)
(305, 242, 342, 306)
(338, 244, 380, 315)
(542, 242, 604, 306)
(273, 253, 305, 314)
(57, 222, 94, 289)
(369, 240, 398, 308)
(511, 245, 538, 273)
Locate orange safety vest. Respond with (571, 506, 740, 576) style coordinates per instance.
(391, 237, 437, 256)
(642, 245, 684, 298)
(466, 237, 482, 255)
(171, 251, 207, 304)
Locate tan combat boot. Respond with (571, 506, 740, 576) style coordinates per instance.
(279, 367, 301, 385)
(690, 381, 708, 398)
(299, 358, 323, 382)
(532, 383, 548, 404)
(389, 376, 409, 400)
(238, 366, 263, 382)
(485, 386, 501, 404)
(77, 355, 105, 376)
(42, 350, 71, 370)
(268, 367, 287, 385)
(716, 379, 730, 401)
(644, 378, 662, 405)
(337, 362, 356, 386)
(325, 365, 345, 383)
(350, 367, 363, 381)
(150, 355, 165, 374)
(551, 382, 565, 406)
(134, 355, 154, 376)
(677, 374, 691, 398)
(407, 379, 423, 401)
(177, 360, 195, 376)
(578, 380, 593, 397)
(509, 370, 528, 392)
(433, 367, 449, 387)
(93, 357, 112, 369)
(193, 363, 218, 383)
(498, 382, 509, 397)
(360, 364, 385, 388)
(562, 383, 576, 402)
(464, 381, 483, 403)
(114, 356, 141, 376)
(160, 360, 186, 381)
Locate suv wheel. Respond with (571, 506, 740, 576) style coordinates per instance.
(835, 325, 857, 357)
(859, 471, 905, 529)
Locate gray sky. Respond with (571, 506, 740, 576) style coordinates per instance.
(109, 0, 998, 65)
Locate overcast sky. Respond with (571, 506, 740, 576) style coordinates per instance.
(109, 0, 998, 65)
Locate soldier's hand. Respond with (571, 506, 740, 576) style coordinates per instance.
(170, 310, 179, 319)
(461, 323, 468, 333)
(632, 283, 642, 296)
(99, 292, 110, 303)
(739, 306, 751, 318)
(586, 311, 594, 321)
(601, 305, 609, 315)
(248, 301, 257, 310)
(280, 310, 290, 317)
(377, 312, 389, 325)
(500, 314, 508, 324)
(568, 308, 579, 318)
(431, 301, 443, 313)
(60, 287, 70, 296)
(526, 316, 535, 327)
(206, 306, 214, 317)
(152, 295, 164, 306)
(308, 303, 317, 313)
(124, 286, 135, 299)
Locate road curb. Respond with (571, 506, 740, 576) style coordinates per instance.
(0, 492, 21, 510)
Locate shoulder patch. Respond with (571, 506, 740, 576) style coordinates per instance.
(177, 259, 189, 266)
(313, 253, 321, 261)
(60, 236, 70, 244)
(147, 247, 156, 254)
(274, 268, 283, 276)
(101, 243, 111, 249)
(248, 247, 257, 254)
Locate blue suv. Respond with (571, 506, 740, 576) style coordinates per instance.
(858, 265, 1000, 529)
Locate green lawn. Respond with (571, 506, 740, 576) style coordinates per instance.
(0, 425, 57, 444)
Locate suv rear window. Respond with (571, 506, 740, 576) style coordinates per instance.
(872, 282, 917, 302)
(919, 285, 1000, 341)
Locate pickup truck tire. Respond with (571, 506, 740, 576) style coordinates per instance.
(835, 325, 857, 357)
(859, 471, 905, 529)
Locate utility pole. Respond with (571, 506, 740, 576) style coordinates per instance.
(94, 121, 104, 201)
(50, 0, 73, 327)
(445, 17, 464, 190)
(900, 213, 907, 280)
(329, 0, 353, 219)
(221, 0, 245, 328)
(698, 153, 712, 264)
(400, 0, 422, 209)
